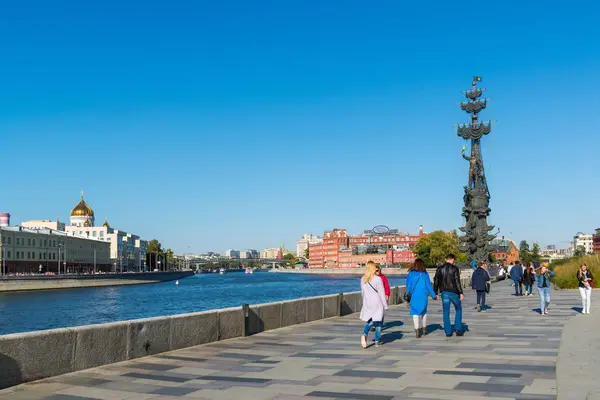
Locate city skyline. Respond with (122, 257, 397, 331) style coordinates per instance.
(2, 2, 599, 253)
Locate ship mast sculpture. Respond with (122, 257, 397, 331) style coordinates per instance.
(457, 76, 496, 266)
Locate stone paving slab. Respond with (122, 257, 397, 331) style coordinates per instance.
(0, 283, 585, 400)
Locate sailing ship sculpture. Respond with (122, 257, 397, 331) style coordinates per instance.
(457, 77, 496, 265)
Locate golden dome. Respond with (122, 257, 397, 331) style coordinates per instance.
(102, 218, 110, 228)
(83, 219, 92, 227)
(70, 192, 95, 217)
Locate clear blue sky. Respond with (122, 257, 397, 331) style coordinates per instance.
(2, 1, 599, 253)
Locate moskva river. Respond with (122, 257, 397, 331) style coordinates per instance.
(0, 272, 406, 335)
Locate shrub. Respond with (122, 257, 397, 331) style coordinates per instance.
(551, 254, 600, 289)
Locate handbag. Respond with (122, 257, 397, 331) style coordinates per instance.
(485, 281, 491, 294)
(403, 274, 422, 303)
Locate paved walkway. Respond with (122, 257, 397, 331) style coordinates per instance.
(0, 283, 586, 400)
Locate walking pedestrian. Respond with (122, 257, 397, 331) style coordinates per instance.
(406, 258, 437, 338)
(433, 254, 465, 337)
(523, 263, 535, 296)
(535, 265, 555, 315)
(510, 261, 524, 296)
(373, 265, 390, 330)
(577, 263, 594, 315)
(360, 261, 388, 348)
(472, 262, 491, 311)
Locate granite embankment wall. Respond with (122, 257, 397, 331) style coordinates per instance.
(0, 278, 471, 389)
(0, 271, 194, 292)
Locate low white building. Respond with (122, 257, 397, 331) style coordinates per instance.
(296, 234, 322, 257)
(0, 226, 110, 274)
(573, 232, 594, 255)
(225, 249, 240, 259)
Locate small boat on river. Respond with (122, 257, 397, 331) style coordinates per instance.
(245, 267, 254, 274)
(219, 268, 226, 275)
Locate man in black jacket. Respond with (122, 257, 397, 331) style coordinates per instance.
(434, 254, 465, 337)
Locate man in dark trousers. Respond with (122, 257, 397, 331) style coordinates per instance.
(510, 261, 524, 296)
(434, 254, 465, 337)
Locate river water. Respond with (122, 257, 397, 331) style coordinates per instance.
(0, 272, 405, 335)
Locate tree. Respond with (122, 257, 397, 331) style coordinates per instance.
(531, 243, 541, 262)
(574, 245, 587, 258)
(414, 230, 466, 267)
(147, 239, 162, 254)
(519, 240, 532, 265)
(304, 247, 309, 259)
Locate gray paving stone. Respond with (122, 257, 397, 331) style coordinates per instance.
(334, 370, 405, 379)
(127, 362, 179, 371)
(307, 391, 393, 400)
(434, 370, 521, 378)
(156, 355, 207, 362)
(151, 386, 200, 396)
(455, 382, 525, 393)
(458, 362, 555, 372)
(121, 371, 191, 383)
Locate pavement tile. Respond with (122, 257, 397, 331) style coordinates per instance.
(455, 382, 525, 393)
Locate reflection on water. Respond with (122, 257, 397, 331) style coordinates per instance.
(0, 272, 405, 335)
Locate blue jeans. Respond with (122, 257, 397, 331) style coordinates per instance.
(363, 319, 382, 342)
(442, 292, 463, 335)
(538, 287, 550, 313)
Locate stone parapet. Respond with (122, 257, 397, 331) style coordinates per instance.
(0, 286, 407, 389)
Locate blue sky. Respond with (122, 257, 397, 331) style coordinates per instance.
(2, 1, 599, 253)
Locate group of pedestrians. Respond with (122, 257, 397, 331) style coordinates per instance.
(359, 256, 595, 348)
(360, 254, 467, 347)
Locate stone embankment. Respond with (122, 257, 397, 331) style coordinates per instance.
(3, 279, 591, 399)
(0, 283, 414, 389)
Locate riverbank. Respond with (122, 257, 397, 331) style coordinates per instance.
(0, 271, 194, 292)
(3, 279, 582, 399)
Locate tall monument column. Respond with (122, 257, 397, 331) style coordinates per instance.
(457, 77, 495, 265)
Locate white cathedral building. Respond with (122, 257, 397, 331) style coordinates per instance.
(63, 193, 148, 271)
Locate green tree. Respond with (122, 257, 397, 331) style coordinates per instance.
(147, 239, 162, 254)
(574, 245, 587, 258)
(283, 253, 296, 268)
(519, 240, 532, 264)
(531, 243, 541, 262)
(414, 230, 466, 267)
(304, 247, 309, 259)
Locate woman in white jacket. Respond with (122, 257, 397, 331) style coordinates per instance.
(360, 261, 389, 348)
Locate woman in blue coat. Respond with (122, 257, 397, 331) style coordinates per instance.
(406, 258, 437, 338)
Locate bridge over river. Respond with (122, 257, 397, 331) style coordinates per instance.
(0, 283, 597, 399)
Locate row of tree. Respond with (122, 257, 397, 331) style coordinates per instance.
(518, 240, 541, 265)
(146, 239, 174, 270)
(413, 232, 551, 268)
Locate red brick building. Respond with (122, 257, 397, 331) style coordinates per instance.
(308, 226, 425, 268)
(594, 228, 600, 254)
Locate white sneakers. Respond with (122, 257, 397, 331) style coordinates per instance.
(361, 334, 367, 349)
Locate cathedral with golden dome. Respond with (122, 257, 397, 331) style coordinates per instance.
(70, 191, 95, 228)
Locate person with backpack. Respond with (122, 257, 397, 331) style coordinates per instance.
(406, 258, 437, 338)
(510, 261, 524, 296)
(471, 262, 491, 311)
(523, 263, 536, 296)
